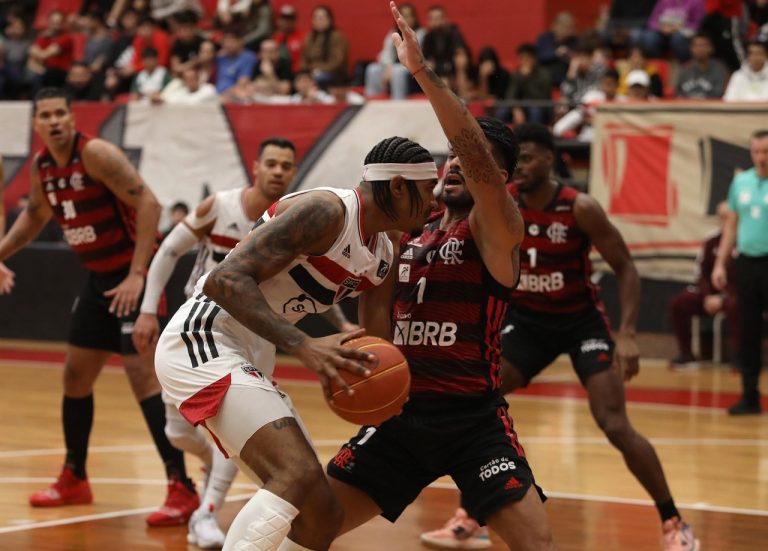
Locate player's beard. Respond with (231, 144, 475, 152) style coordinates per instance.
(439, 189, 474, 209)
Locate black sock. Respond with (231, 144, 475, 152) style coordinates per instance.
(657, 498, 680, 522)
(63, 394, 94, 480)
(139, 394, 195, 493)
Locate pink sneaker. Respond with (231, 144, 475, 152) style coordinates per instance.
(661, 517, 700, 551)
(420, 508, 491, 549)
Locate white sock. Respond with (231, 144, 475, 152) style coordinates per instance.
(201, 445, 238, 513)
(277, 538, 313, 551)
(222, 489, 299, 551)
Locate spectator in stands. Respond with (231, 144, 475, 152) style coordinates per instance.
(300, 5, 349, 89)
(196, 39, 218, 84)
(162, 201, 190, 237)
(599, 0, 657, 53)
(131, 17, 171, 73)
(290, 68, 332, 103)
(699, 0, 747, 72)
(80, 10, 113, 76)
(27, 10, 75, 90)
(676, 33, 729, 98)
(159, 65, 218, 104)
(421, 5, 466, 80)
(169, 10, 204, 77)
(327, 72, 365, 104)
(215, 27, 257, 94)
(617, 46, 664, 98)
(630, 0, 706, 62)
(150, 0, 202, 22)
(723, 39, 768, 101)
(504, 43, 552, 125)
(64, 61, 106, 101)
(554, 69, 621, 142)
(102, 9, 142, 98)
(250, 38, 293, 96)
(625, 69, 653, 99)
(536, 11, 578, 86)
(560, 44, 606, 104)
(273, 4, 305, 73)
(218, 0, 273, 52)
(1, 10, 34, 99)
(364, 2, 424, 100)
(748, 1, 768, 37)
(130, 46, 171, 103)
(452, 45, 476, 100)
(669, 201, 738, 369)
(475, 46, 510, 101)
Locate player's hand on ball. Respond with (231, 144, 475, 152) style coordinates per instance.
(104, 272, 144, 317)
(0, 262, 15, 294)
(132, 312, 160, 354)
(615, 332, 640, 381)
(293, 328, 378, 401)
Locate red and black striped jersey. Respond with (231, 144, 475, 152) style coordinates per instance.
(508, 182, 602, 314)
(393, 214, 511, 399)
(37, 133, 139, 274)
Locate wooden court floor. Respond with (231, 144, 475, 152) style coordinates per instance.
(1, 339, 767, 550)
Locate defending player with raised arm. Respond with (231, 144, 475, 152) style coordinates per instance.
(0, 88, 200, 527)
(324, 5, 554, 551)
(154, 134, 438, 551)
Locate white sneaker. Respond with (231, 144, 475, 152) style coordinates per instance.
(187, 507, 226, 549)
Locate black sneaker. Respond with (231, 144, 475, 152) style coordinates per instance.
(727, 398, 762, 415)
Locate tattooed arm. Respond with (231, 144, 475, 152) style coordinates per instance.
(83, 139, 162, 316)
(203, 193, 376, 398)
(389, 2, 523, 286)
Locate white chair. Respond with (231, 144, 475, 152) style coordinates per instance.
(691, 312, 726, 364)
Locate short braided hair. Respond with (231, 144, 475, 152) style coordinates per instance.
(364, 136, 433, 221)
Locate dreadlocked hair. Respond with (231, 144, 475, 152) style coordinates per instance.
(363, 136, 434, 221)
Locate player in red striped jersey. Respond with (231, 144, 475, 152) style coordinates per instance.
(423, 124, 699, 551)
(326, 5, 554, 551)
(0, 88, 199, 527)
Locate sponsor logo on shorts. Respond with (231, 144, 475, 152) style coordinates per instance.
(240, 363, 264, 380)
(478, 457, 516, 482)
(580, 338, 610, 354)
(332, 446, 356, 471)
(504, 476, 523, 490)
(120, 322, 134, 334)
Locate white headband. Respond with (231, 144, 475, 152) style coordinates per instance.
(362, 162, 438, 182)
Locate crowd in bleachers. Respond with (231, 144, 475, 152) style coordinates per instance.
(1, 1, 767, 127)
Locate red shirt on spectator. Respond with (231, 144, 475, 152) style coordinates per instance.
(35, 32, 75, 71)
(273, 29, 305, 73)
(705, 0, 743, 17)
(132, 29, 171, 71)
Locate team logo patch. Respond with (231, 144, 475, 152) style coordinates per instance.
(240, 363, 264, 380)
(546, 221, 568, 244)
(70, 171, 84, 191)
(528, 223, 540, 236)
(580, 338, 610, 354)
(399, 264, 410, 282)
(377, 259, 390, 279)
(283, 294, 317, 314)
(438, 238, 464, 265)
(332, 446, 356, 471)
(335, 277, 361, 302)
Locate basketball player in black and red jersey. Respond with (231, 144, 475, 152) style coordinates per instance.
(325, 5, 554, 550)
(0, 88, 200, 526)
(422, 124, 700, 551)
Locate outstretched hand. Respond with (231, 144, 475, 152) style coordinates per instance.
(390, 1, 425, 74)
(0, 262, 15, 294)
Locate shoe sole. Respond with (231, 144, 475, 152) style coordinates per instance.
(188, 530, 224, 549)
(29, 496, 93, 507)
(420, 535, 492, 550)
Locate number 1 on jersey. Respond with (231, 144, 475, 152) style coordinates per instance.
(416, 276, 427, 304)
(527, 247, 537, 268)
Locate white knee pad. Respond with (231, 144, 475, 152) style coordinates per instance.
(223, 490, 299, 551)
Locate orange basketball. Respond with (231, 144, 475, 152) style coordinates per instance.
(327, 336, 410, 425)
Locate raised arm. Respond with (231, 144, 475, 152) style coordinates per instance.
(203, 194, 375, 398)
(82, 138, 162, 316)
(389, 2, 523, 286)
(574, 193, 640, 380)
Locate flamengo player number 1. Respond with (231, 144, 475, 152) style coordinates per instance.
(416, 276, 427, 304)
(527, 247, 537, 268)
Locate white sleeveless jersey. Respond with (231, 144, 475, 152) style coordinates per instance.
(192, 187, 393, 323)
(185, 187, 255, 297)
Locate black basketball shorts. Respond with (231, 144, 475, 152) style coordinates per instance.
(327, 395, 545, 525)
(68, 269, 165, 355)
(501, 305, 615, 386)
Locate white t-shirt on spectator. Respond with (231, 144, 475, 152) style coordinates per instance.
(161, 79, 219, 104)
(723, 63, 768, 102)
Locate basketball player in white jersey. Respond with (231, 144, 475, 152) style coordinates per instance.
(133, 138, 298, 548)
(154, 136, 439, 551)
